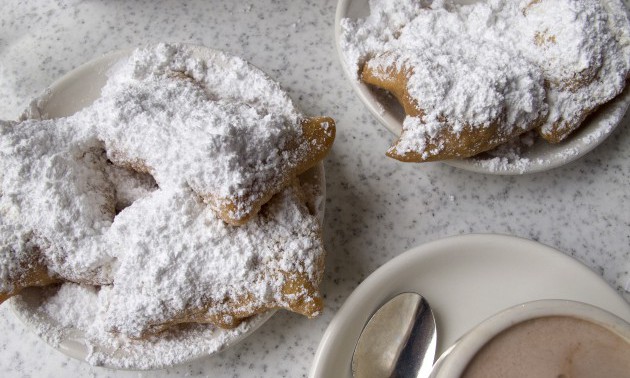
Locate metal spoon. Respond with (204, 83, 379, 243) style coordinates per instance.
(352, 293, 437, 378)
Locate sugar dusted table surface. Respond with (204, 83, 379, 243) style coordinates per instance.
(1, 1, 630, 377)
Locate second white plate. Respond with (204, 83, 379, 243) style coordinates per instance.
(310, 234, 630, 377)
(335, 0, 630, 174)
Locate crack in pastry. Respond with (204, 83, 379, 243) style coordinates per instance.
(0, 245, 58, 305)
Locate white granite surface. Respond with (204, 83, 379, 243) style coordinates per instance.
(1, 0, 629, 377)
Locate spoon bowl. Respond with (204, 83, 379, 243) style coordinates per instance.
(352, 293, 437, 378)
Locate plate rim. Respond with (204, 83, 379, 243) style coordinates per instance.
(309, 233, 630, 378)
(334, 0, 630, 175)
(10, 43, 326, 370)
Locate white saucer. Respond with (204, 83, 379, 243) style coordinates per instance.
(310, 234, 630, 378)
(335, 0, 630, 174)
(10, 45, 326, 370)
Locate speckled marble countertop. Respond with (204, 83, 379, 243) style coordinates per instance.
(1, 1, 629, 377)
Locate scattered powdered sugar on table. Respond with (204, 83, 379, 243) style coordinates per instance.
(471, 131, 538, 174)
(2, 43, 326, 369)
(340, 0, 630, 167)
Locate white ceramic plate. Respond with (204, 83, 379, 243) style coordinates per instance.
(335, 0, 630, 174)
(309, 234, 630, 377)
(10, 45, 326, 370)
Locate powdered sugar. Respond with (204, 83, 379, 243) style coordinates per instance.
(0, 119, 115, 286)
(464, 86, 630, 173)
(94, 43, 312, 222)
(364, 41, 546, 158)
(2, 43, 327, 368)
(104, 184, 323, 338)
(522, 0, 630, 140)
(12, 179, 322, 368)
(12, 283, 264, 369)
(340, 0, 630, 161)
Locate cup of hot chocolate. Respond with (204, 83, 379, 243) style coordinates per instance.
(429, 299, 630, 378)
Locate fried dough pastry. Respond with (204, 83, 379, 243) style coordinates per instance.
(102, 182, 326, 338)
(0, 116, 161, 301)
(214, 115, 334, 225)
(95, 45, 335, 225)
(521, 0, 630, 143)
(362, 45, 547, 161)
(0, 119, 118, 293)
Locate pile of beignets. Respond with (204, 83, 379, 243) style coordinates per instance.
(0, 43, 335, 338)
(342, 0, 630, 161)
